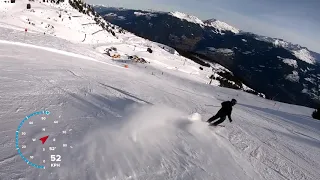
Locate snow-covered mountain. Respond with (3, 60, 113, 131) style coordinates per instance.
(204, 18, 240, 34)
(168, 11, 240, 35)
(1, 1, 320, 180)
(254, 35, 317, 64)
(0, 1, 259, 95)
(95, 6, 320, 65)
(160, 11, 241, 35)
(95, 7, 320, 107)
(169, 11, 204, 25)
(0, 0, 124, 44)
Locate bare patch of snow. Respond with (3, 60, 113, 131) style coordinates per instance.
(242, 84, 253, 91)
(207, 47, 216, 51)
(134, 12, 157, 18)
(300, 69, 307, 73)
(208, 48, 234, 55)
(242, 39, 247, 42)
(169, 11, 204, 26)
(242, 51, 251, 55)
(285, 71, 300, 82)
(302, 88, 309, 94)
(156, 43, 179, 55)
(243, 84, 266, 98)
(104, 13, 117, 17)
(211, 63, 231, 73)
(283, 59, 298, 68)
(292, 49, 316, 64)
(204, 19, 239, 34)
(117, 16, 126, 20)
(273, 39, 289, 47)
(304, 77, 316, 84)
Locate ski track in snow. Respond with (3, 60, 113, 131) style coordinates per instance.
(0, 1, 320, 180)
(0, 40, 125, 69)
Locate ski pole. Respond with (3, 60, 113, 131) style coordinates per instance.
(205, 105, 220, 107)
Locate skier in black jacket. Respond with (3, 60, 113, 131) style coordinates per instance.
(206, 99, 237, 126)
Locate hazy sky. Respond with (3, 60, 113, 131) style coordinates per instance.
(87, 0, 320, 53)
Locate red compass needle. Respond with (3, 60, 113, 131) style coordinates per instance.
(39, 135, 49, 144)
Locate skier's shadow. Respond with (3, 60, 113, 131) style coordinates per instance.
(68, 92, 150, 125)
(98, 82, 153, 105)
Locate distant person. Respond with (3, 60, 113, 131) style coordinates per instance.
(207, 99, 237, 126)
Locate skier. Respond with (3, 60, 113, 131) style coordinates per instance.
(206, 99, 237, 126)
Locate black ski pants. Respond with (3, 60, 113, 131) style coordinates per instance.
(207, 114, 226, 125)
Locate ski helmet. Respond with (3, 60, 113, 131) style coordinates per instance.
(231, 99, 237, 104)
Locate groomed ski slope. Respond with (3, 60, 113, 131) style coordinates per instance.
(0, 1, 320, 180)
(1, 33, 320, 180)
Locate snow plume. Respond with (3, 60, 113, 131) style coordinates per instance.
(57, 105, 208, 179)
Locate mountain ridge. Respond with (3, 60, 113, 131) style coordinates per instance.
(94, 5, 320, 58)
(0, 0, 264, 98)
(94, 6, 320, 108)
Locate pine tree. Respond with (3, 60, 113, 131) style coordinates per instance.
(111, 31, 116, 36)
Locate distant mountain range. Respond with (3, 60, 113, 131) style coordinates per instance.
(94, 6, 320, 108)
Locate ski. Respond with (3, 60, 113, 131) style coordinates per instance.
(208, 124, 225, 127)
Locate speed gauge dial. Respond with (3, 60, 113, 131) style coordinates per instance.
(15, 110, 72, 169)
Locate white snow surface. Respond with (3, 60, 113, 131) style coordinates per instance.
(169, 11, 204, 25)
(155, 42, 180, 55)
(283, 58, 298, 68)
(285, 71, 300, 82)
(258, 36, 317, 65)
(215, 48, 234, 54)
(0, 0, 120, 44)
(104, 12, 117, 17)
(305, 77, 316, 84)
(292, 49, 316, 64)
(273, 39, 289, 47)
(208, 47, 234, 55)
(134, 11, 157, 18)
(0, 1, 320, 180)
(204, 19, 240, 34)
(169, 12, 240, 34)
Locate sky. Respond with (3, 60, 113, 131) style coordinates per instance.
(87, 0, 320, 53)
